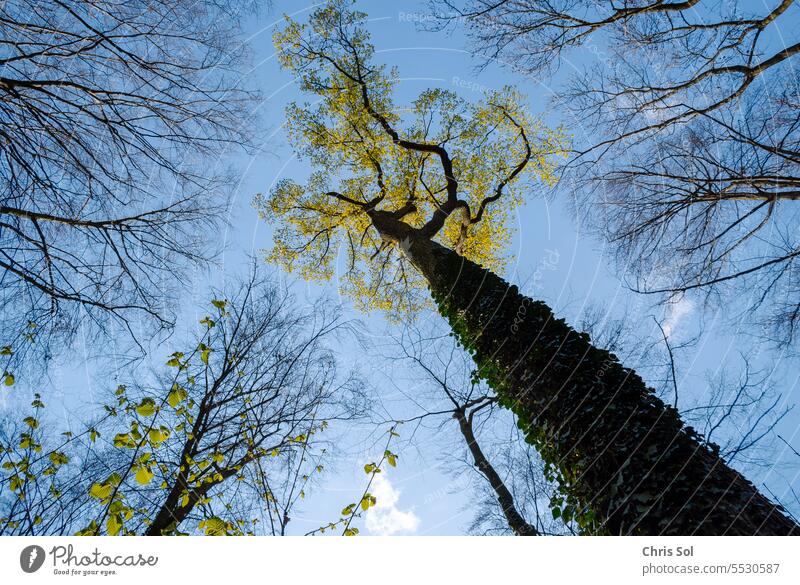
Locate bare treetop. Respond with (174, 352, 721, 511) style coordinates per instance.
(0, 0, 259, 359)
(437, 0, 800, 345)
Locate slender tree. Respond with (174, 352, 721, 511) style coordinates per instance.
(385, 321, 546, 535)
(260, 1, 798, 535)
(0, 271, 365, 535)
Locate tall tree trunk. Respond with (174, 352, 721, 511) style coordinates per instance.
(454, 408, 538, 535)
(371, 211, 799, 535)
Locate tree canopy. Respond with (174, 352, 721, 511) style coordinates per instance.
(258, 1, 567, 315)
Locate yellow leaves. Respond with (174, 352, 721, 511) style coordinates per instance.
(198, 343, 212, 365)
(135, 398, 157, 417)
(3, 372, 15, 386)
(166, 351, 185, 368)
(167, 384, 188, 408)
(48, 451, 69, 467)
(148, 427, 170, 446)
(18, 433, 37, 450)
(89, 482, 113, 500)
(199, 516, 229, 536)
(360, 493, 376, 511)
(134, 465, 153, 486)
(113, 433, 133, 448)
(266, 4, 569, 318)
(384, 450, 397, 467)
(106, 514, 123, 536)
(22, 416, 38, 429)
(0, 346, 12, 356)
(343, 527, 359, 536)
(89, 428, 100, 443)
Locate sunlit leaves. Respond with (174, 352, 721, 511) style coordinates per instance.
(167, 384, 188, 408)
(148, 427, 170, 446)
(198, 343, 212, 365)
(166, 352, 185, 368)
(89, 483, 113, 501)
(134, 465, 154, 486)
(264, 4, 568, 316)
(199, 516, 229, 536)
(359, 493, 376, 511)
(135, 398, 157, 417)
(48, 452, 69, 467)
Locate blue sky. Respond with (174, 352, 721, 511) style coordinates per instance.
(7, 0, 799, 535)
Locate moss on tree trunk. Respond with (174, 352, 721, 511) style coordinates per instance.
(393, 223, 798, 535)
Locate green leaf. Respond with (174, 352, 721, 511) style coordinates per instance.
(167, 384, 188, 408)
(89, 483, 113, 500)
(200, 516, 227, 536)
(135, 398, 157, 417)
(135, 465, 154, 486)
(198, 343, 212, 365)
(384, 450, 397, 467)
(343, 527, 359, 536)
(363, 462, 377, 474)
(0, 346, 12, 356)
(89, 428, 100, 443)
(3, 372, 14, 386)
(211, 299, 227, 312)
(360, 493, 377, 511)
(113, 433, 134, 448)
(22, 416, 38, 429)
(148, 427, 169, 445)
(199, 317, 216, 328)
(49, 452, 69, 466)
(107, 514, 123, 536)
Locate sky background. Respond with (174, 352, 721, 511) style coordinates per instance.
(5, 0, 799, 536)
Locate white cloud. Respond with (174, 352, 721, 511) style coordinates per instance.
(364, 473, 420, 536)
(662, 297, 694, 339)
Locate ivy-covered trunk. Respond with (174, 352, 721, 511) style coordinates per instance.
(373, 212, 799, 535)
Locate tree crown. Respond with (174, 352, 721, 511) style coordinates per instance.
(258, 1, 567, 315)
